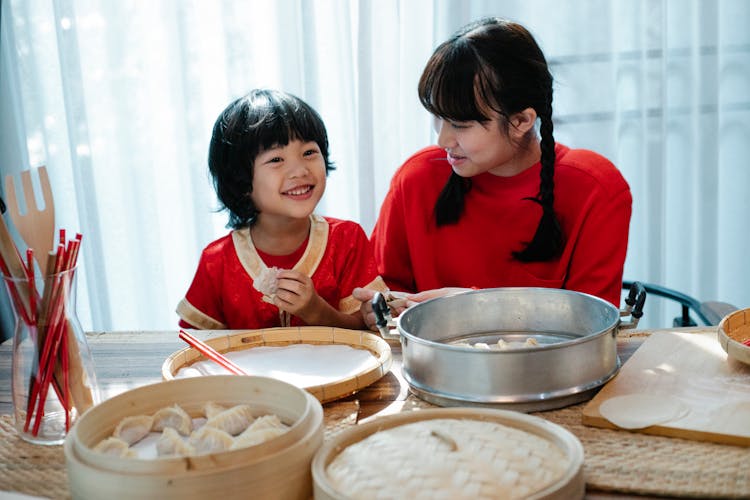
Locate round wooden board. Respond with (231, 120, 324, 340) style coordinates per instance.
(162, 327, 392, 404)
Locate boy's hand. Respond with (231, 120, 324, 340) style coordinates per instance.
(273, 269, 324, 320)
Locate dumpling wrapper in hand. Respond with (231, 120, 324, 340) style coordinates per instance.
(253, 267, 283, 303)
(598, 394, 690, 429)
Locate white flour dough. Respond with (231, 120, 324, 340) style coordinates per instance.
(175, 344, 377, 388)
(599, 394, 690, 429)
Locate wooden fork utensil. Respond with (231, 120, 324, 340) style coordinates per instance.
(4, 166, 56, 274)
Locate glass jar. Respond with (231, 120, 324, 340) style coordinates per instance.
(3, 266, 100, 445)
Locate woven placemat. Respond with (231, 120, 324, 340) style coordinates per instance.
(400, 394, 750, 498)
(3, 395, 749, 499)
(0, 415, 68, 499)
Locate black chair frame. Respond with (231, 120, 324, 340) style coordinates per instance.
(622, 280, 737, 327)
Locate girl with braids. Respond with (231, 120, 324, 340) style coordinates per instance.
(355, 18, 631, 329)
(178, 89, 388, 330)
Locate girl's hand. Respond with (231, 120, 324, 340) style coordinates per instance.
(272, 269, 324, 321)
(352, 287, 380, 331)
(405, 287, 471, 303)
(353, 287, 472, 331)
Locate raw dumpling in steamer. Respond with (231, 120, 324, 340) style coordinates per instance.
(205, 404, 255, 436)
(93, 437, 136, 458)
(231, 426, 288, 449)
(151, 404, 192, 436)
(245, 414, 288, 433)
(156, 427, 195, 457)
(113, 415, 154, 445)
(230, 414, 290, 449)
(189, 425, 234, 454)
(203, 401, 226, 419)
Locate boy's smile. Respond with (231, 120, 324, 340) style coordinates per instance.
(282, 184, 315, 199)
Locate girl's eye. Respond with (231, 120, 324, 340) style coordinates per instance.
(303, 149, 319, 157)
(265, 156, 283, 164)
(450, 121, 470, 129)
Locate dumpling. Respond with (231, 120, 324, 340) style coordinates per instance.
(156, 427, 194, 457)
(203, 401, 226, 419)
(113, 415, 154, 445)
(205, 404, 255, 436)
(152, 404, 192, 436)
(244, 414, 288, 433)
(524, 338, 539, 347)
(253, 266, 282, 301)
(189, 425, 234, 454)
(231, 426, 288, 450)
(93, 437, 135, 457)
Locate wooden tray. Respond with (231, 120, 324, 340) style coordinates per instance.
(162, 327, 392, 404)
(582, 330, 750, 446)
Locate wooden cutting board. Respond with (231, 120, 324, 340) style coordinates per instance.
(582, 330, 750, 446)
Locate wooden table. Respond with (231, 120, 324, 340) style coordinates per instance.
(0, 328, 648, 425)
(0, 327, 747, 499)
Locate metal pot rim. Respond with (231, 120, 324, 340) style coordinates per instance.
(397, 287, 621, 348)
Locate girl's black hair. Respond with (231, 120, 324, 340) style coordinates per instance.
(418, 18, 563, 262)
(208, 89, 335, 229)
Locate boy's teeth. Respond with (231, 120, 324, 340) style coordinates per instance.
(286, 186, 310, 195)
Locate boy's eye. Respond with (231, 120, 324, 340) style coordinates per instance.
(303, 149, 319, 157)
(265, 156, 283, 164)
(449, 121, 470, 129)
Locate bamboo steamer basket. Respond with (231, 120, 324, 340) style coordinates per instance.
(718, 308, 750, 365)
(161, 327, 392, 403)
(312, 408, 584, 500)
(64, 375, 323, 500)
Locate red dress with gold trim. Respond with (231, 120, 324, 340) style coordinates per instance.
(177, 215, 386, 329)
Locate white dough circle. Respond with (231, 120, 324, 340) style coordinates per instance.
(599, 394, 690, 430)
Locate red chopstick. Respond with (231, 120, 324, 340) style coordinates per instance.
(178, 329, 248, 375)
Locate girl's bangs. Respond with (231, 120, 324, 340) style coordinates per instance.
(419, 43, 489, 122)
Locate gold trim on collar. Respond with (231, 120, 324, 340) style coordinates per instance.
(232, 214, 329, 279)
(176, 298, 227, 330)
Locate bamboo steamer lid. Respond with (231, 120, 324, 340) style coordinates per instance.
(312, 408, 584, 500)
(64, 375, 323, 499)
(161, 327, 392, 403)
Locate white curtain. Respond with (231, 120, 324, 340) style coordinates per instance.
(1, 0, 748, 334)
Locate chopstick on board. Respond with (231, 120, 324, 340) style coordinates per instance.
(178, 329, 249, 376)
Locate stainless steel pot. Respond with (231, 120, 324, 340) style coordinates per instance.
(373, 285, 646, 412)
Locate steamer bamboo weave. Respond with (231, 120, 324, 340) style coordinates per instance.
(314, 408, 584, 499)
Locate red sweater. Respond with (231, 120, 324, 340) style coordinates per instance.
(371, 144, 631, 306)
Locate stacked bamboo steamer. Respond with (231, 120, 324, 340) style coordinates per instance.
(64, 375, 323, 500)
(718, 307, 750, 365)
(312, 408, 584, 500)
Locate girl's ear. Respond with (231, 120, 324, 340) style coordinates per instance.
(509, 108, 538, 138)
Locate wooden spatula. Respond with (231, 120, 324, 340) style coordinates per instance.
(4, 166, 56, 274)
